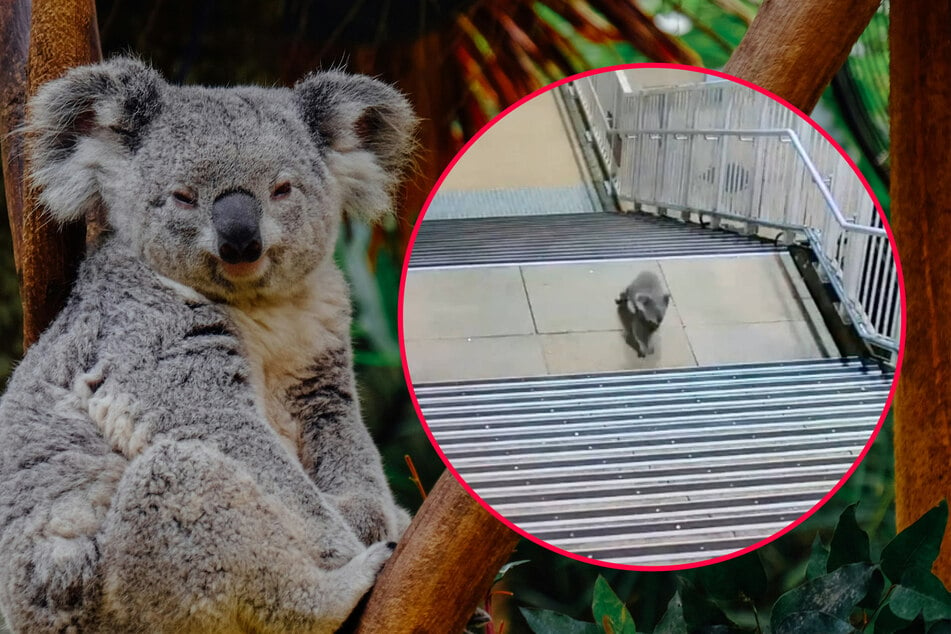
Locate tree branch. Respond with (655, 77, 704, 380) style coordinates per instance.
(723, 0, 880, 113)
(355, 471, 520, 632)
(16, 0, 101, 349)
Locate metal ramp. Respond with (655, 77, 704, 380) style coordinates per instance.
(408, 211, 782, 269)
(415, 357, 892, 566)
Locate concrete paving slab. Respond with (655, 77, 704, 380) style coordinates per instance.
(402, 255, 833, 380)
(541, 325, 698, 374)
(403, 268, 535, 339)
(659, 254, 811, 325)
(685, 320, 830, 365)
(404, 335, 547, 383)
(522, 261, 669, 333)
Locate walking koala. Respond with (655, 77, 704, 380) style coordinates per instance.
(615, 271, 671, 357)
(0, 57, 416, 633)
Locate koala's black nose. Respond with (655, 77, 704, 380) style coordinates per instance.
(212, 191, 263, 264)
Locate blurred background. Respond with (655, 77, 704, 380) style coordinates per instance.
(0, 1, 892, 632)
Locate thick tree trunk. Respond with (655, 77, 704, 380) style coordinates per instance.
(890, 1, 951, 586)
(723, 0, 880, 112)
(13, 0, 101, 349)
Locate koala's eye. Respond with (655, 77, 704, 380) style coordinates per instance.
(172, 190, 198, 208)
(271, 182, 292, 200)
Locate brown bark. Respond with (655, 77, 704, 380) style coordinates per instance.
(723, 0, 880, 113)
(18, 0, 101, 349)
(0, 0, 32, 269)
(890, 1, 951, 586)
(355, 471, 521, 632)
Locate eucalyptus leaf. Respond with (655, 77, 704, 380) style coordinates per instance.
(519, 607, 601, 634)
(592, 576, 636, 634)
(771, 562, 874, 631)
(889, 567, 951, 623)
(828, 503, 871, 571)
(773, 610, 857, 634)
(677, 577, 739, 631)
(495, 560, 530, 583)
(806, 534, 830, 581)
(882, 501, 948, 584)
(858, 568, 886, 610)
(654, 591, 685, 634)
(871, 603, 915, 633)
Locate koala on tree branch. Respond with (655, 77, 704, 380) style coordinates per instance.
(0, 57, 416, 633)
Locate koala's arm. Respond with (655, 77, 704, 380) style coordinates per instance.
(289, 344, 410, 545)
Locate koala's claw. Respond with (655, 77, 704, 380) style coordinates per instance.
(358, 540, 397, 579)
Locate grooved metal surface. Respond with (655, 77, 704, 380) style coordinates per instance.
(423, 185, 598, 220)
(415, 358, 892, 566)
(408, 211, 782, 269)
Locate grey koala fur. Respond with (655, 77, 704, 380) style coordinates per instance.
(615, 271, 671, 357)
(0, 57, 417, 633)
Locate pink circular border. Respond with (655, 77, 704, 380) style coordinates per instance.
(397, 62, 906, 572)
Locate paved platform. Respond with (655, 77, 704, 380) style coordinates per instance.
(402, 253, 835, 383)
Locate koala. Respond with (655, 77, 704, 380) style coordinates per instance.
(615, 271, 671, 357)
(0, 57, 416, 633)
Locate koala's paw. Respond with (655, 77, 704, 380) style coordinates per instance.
(333, 493, 408, 545)
(348, 540, 396, 584)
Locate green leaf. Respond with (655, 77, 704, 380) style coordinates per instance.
(654, 591, 686, 634)
(828, 503, 871, 571)
(882, 501, 949, 584)
(858, 568, 886, 610)
(871, 603, 915, 633)
(806, 534, 830, 581)
(773, 611, 857, 634)
(677, 577, 739, 631)
(694, 550, 768, 602)
(889, 567, 951, 623)
(494, 559, 529, 583)
(929, 620, 951, 633)
(339, 221, 400, 366)
(771, 562, 874, 632)
(519, 607, 601, 634)
(591, 576, 636, 634)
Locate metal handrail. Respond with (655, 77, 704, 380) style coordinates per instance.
(610, 127, 887, 238)
(572, 75, 899, 359)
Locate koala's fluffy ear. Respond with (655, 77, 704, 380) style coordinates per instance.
(293, 72, 417, 221)
(25, 56, 163, 223)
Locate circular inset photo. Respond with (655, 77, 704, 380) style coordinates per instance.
(400, 65, 902, 569)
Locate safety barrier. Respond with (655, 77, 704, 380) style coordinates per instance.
(571, 72, 900, 360)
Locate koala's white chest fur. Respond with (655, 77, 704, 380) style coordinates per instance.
(226, 262, 352, 460)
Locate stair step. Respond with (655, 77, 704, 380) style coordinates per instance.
(414, 357, 892, 566)
(409, 211, 782, 268)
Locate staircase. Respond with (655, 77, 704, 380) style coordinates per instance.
(408, 211, 781, 269)
(415, 357, 892, 566)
